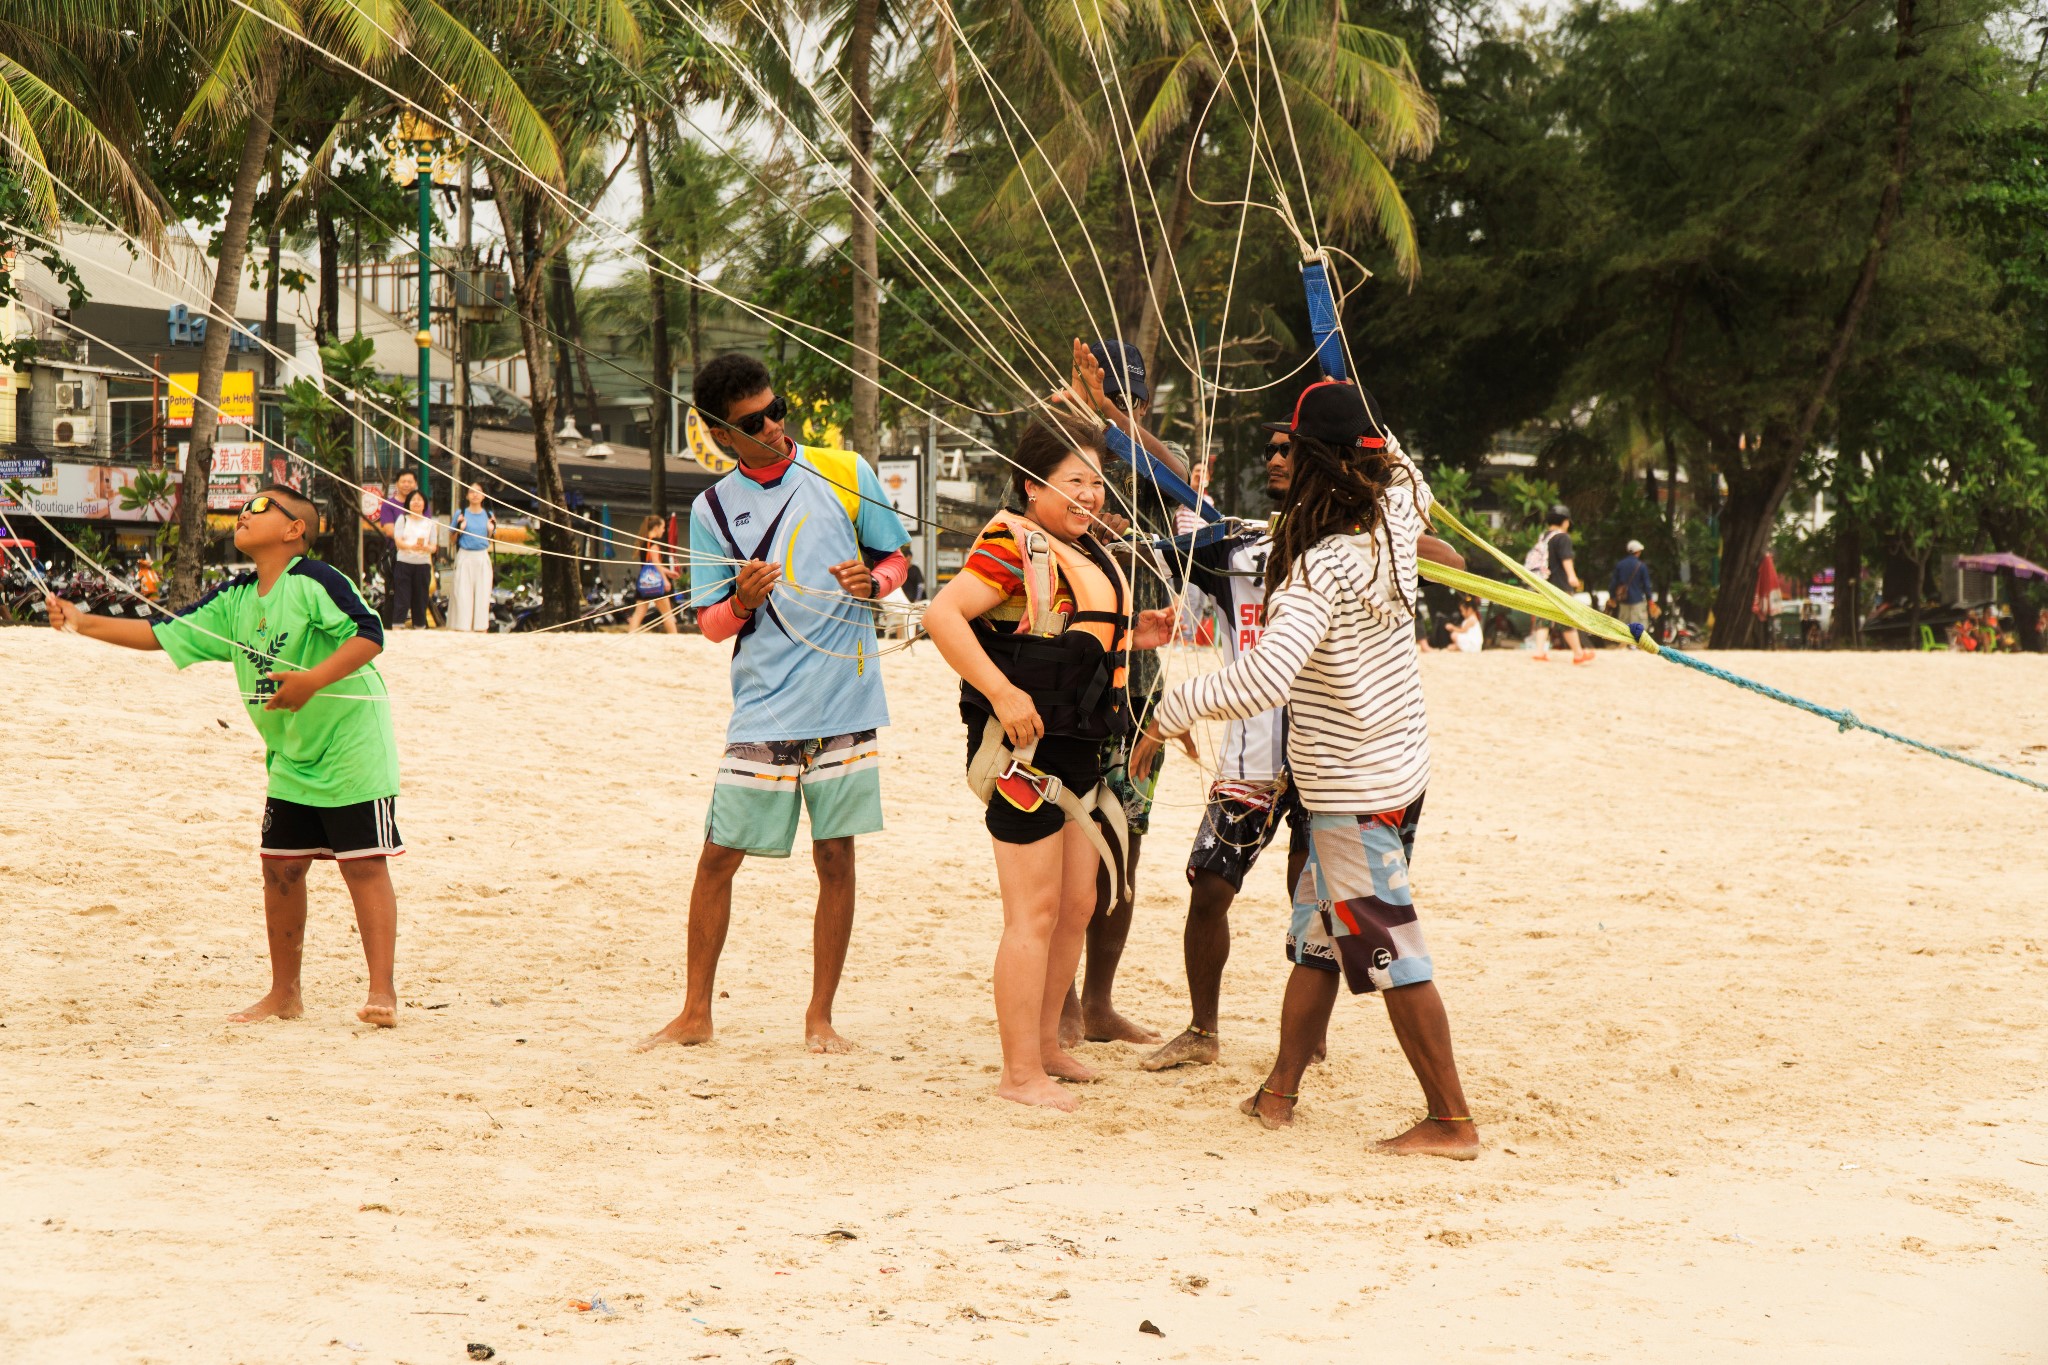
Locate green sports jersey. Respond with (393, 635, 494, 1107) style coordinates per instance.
(152, 556, 400, 807)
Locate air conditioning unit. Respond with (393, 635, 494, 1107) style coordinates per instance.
(52, 416, 96, 446)
(55, 380, 91, 411)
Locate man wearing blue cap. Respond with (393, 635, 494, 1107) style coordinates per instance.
(1053, 336, 1186, 1049)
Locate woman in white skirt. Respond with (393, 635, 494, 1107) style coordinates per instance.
(447, 481, 496, 632)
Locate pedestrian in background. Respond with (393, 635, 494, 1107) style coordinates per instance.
(447, 481, 496, 632)
(1611, 539, 1654, 633)
(391, 489, 437, 630)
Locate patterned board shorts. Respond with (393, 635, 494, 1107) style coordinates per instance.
(705, 729, 883, 858)
(1186, 782, 1307, 892)
(1101, 692, 1165, 836)
(1287, 795, 1430, 994)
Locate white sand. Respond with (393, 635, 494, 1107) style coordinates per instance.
(3, 631, 2045, 1362)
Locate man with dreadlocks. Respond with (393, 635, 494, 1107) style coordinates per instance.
(1132, 379, 1479, 1160)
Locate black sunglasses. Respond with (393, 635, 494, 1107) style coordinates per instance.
(1264, 439, 1292, 458)
(240, 494, 291, 517)
(732, 394, 788, 437)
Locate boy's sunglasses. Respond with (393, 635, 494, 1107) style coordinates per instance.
(731, 394, 788, 437)
(239, 495, 293, 518)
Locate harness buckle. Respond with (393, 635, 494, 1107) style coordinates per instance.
(995, 757, 1066, 813)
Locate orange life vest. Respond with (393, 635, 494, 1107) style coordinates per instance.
(963, 510, 1133, 739)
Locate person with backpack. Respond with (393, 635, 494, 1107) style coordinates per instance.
(1525, 504, 1590, 664)
(1610, 539, 1656, 634)
(637, 353, 910, 1057)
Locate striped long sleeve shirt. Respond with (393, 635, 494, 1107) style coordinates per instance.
(1153, 470, 1431, 814)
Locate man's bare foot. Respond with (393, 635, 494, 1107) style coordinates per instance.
(356, 992, 397, 1028)
(1041, 1049, 1098, 1083)
(1374, 1117, 1480, 1160)
(997, 1075, 1080, 1112)
(634, 1012, 713, 1052)
(806, 1018, 855, 1054)
(1058, 992, 1084, 1050)
(1082, 1004, 1162, 1045)
(1238, 1086, 1296, 1130)
(1140, 1028, 1220, 1072)
(228, 989, 303, 1023)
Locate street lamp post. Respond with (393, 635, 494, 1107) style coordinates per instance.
(391, 113, 440, 503)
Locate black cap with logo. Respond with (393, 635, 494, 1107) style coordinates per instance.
(1261, 379, 1387, 450)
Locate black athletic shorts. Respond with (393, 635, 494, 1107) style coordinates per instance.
(965, 718, 1104, 846)
(260, 795, 404, 861)
(1186, 782, 1307, 892)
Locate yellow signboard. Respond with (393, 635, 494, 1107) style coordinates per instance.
(168, 370, 256, 428)
(684, 406, 737, 474)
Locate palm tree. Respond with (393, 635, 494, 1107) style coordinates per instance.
(0, 4, 161, 238)
(454, 0, 642, 625)
(971, 0, 1435, 379)
(157, 0, 565, 603)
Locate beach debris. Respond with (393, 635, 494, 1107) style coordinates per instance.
(1139, 1319, 1165, 1337)
(1174, 1274, 1208, 1294)
(357, 1203, 392, 1213)
(954, 1305, 988, 1322)
(820, 1228, 858, 1242)
(466, 1345, 495, 1361)
(569, 1296, 615, 1315)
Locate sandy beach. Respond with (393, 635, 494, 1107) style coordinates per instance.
(4, 629, 2045, 1362)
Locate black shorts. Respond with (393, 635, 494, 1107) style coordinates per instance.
(260, 796, 405, 861)
(965, 722, 1104, 846)
(1186, 783, 1307, 892)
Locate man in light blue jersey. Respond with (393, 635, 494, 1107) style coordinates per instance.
(638, 353, 910, 1055)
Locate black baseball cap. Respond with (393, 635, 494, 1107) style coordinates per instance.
(1261, 379, 1387, 449)
(1086, 339, 1150, 403)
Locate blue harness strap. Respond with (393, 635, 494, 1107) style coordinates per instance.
(1103, 424, 1220, 523)
(1302, 259, 1347, 382)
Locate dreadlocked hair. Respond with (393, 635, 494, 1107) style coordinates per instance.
(1264, 433, 1418, 618)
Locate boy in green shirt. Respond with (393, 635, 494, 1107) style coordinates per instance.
(49, 485, 405, 1027)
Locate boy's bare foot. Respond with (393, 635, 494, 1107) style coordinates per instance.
(1374, 1117, 1480, 1160)
(1238, 1086, 1296, 1130)
(1041, 1049, 1098, 1083)
(1082, 1004, 1161, 1046)
(356, 992, 397, 1028)
(634, 1012, 713, 1051)
(228, 989, 303, 1023)
(997, 1076, 1079, 1112)
(1140, 1028, 1220, 1071)
(806, 1018, 855, 1054)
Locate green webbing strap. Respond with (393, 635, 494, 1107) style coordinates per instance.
(1419, 504, 2047, 796)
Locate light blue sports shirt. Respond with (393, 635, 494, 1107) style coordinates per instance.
(689, 444, 909, 743)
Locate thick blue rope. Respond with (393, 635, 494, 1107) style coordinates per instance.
(1654, 645, 2048, 794)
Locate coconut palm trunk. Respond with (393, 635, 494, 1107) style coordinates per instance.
(635, 110, 671, 520)
(171, 50, 280, 605)
(846, 0, 881, 460)
(492, 169, 580, 626)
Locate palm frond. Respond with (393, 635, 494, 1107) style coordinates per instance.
(0, 53, 163, 240)
(397, 0, 570, 184)
(1275, 69, 1418, 280)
